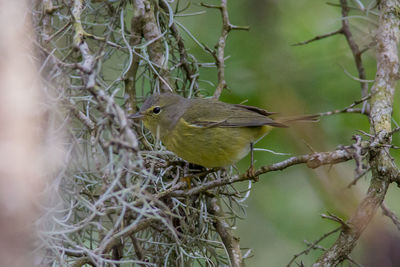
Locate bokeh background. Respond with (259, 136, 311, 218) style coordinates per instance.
(170, 0, 400, 266)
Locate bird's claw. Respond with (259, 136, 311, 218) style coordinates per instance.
(245, 166, 258, 182)
(180, 176, 192, 189)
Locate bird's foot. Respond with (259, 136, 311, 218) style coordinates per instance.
(245, 166, 258, 182)
(180, 176, 192, 189)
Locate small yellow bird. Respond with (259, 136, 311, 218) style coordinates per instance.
(131, 93, 297, 173)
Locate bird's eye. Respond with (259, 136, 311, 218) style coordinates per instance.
(152, 106, 161, 114)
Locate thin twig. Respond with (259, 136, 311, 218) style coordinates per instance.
(201, 0, 249, 99)
(321, 213, 350, 230)
(295, 0, 370, 109)
(160, 1, 199, 96)
(381, 203, 400, 231)
(292, 28, 343, 46)
(319, 94, 371, 117)
(340, 0, 369, 100)
(141, 0, 173, 93)
(347, 166, 371, 188)
(124, 0, 145, 111)
(287, 228, 340, 267)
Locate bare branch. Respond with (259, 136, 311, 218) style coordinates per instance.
(130, 235, 145, 263)
(296, 0, 371, 106)
(292, 28, 343, 46)
(159, 1, 199, 97)
(201, 0, 249, 99)
(141, 0, 173, 93)
(340, 0, 369, 99)
(381, 203, 400, 231)
(321, 213, 350, 230)
(319, 93, 371, 117)
(169, 145, 361, 197)
(347, 166, 370, 188)
(287, 228, 340, 267)
(124, 0, 145, 111)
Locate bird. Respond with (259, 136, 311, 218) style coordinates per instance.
(131, 93, 313, 176)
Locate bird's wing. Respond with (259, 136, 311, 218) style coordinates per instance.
(232, 104, 278, 116)
(181, 99, 287, 128)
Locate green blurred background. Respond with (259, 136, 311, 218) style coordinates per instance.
(171, 0, 400, 266)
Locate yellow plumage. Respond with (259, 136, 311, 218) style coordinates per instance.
(164, 118, 272, 168)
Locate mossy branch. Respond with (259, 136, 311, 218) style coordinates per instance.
(313, 1, 400, 265)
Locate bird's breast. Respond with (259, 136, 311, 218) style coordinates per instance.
(162, 119, 271, 168)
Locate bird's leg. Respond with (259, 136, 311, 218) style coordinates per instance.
(245, 142, 258, 181)
(250, 142, 254, 168)
(180, 162, 192, 189)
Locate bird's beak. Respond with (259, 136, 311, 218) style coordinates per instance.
(129, 112, 144, 120)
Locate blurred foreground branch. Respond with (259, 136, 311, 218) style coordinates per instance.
(0, 0, 48, 266)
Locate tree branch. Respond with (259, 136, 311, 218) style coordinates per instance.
(292, 28, 343, 46)
(381, 203, 400, 231)
(318, 93, 371, 117)
(287, 228, 340, 267)
(202, 0, 249, 99)
(99, 218, 158, 255)
(210, 198, 245, 267)
(340, 0, 369, 99)
(295, 0, 370, 105)
(159, 1, 199, 97)
(168, 144, 361, 197)
(124, 0, 145, 111)
(313, 1, 400, 265)
(141, 0, 173, 93)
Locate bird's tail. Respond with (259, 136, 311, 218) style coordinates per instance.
(276, 114, 320, 124)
